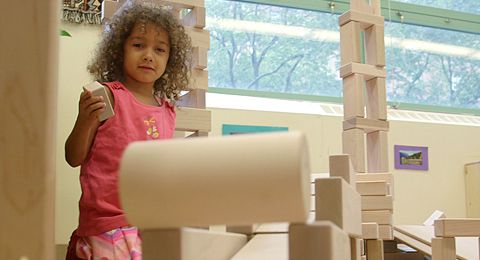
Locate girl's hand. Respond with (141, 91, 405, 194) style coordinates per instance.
(77, 90, 106, 126)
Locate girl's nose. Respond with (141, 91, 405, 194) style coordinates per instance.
(143, 50, 153, 62)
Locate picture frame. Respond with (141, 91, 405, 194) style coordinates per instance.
(222, 124, 288, 135)
(394, 145, 429, 170)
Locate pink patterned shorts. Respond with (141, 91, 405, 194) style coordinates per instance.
(76, 226, 142, 260)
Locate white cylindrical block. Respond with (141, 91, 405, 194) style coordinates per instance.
(119, 131, 311, 229)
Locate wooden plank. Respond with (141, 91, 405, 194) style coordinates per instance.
(362, 222, 379, 239)
(178, 89, 206, 109)
(315, 177, 363, 238)
(357, 173, 394, 196)
(343, 128, 366, 173)
(339, 62, 387, 80)
(362, 210, 392, 225)
(343, 117, 389, 133)
(350, 0, 374, 15)
(366, 239, 384, 260)
(289, 221, 350, 260)
(1, 1, 58, 259)
(362, 195, 393, 211)
(185, 27, 210, 49)
(142, 227, 247, 260)
(340, 21, 362, 65)
(175, 107, 211, 132)
(434, 218, 480, 237)
(192, 46, 208, 70)
(367, 130, 389, 173)
(395, 225, 479, 260)
(343, 74, 365, 119)
(188, 68, 208, 90)
(329, 154, 357, 185)
(182, 6, 206, 28)
(432, 237, 456, 260)
(227, 224, 260, 235)
(365, 24, 386, 67)
(356, 181, 388, 196)
(101, 0, 120, 21)
(231, 234, 288, 260)
(351, 237, 362, 260)
(366, 78, 387, 120)
(339, 10, 384, 28)
(379, 224, 394, 240)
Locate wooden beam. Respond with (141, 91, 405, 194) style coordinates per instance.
(329, 154, 357, 186)
(175, 107, 211, 132)
(1, 0, 58, 259)
(343, 117, 389, 133)
(343, 128, 366, 173)
(339, 63, 387, 80)
(434, 218, 480, 237)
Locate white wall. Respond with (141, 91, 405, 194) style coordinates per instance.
(55, 22, 480, 244)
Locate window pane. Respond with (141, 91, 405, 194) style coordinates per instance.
(206, 0, 343, 97)
(385, 22, 480, 109)
(206, 0, 480, 111)
(393, 0, 480, 14)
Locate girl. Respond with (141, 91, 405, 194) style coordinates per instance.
(64, 1, 192, 259)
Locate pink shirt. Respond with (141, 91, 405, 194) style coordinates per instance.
(77, 81, 176, 236)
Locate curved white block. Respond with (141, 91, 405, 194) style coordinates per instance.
(119, 131, 311, 228)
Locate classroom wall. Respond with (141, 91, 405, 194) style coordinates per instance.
(55, 21, 480, 244)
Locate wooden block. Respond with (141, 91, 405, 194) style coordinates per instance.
(339, 10, 384, 29)
(339, 63, 387, 80)
(365, 24, 386, 67)
(340, 21, 362, 65)
(372, 0, 381, 15)
(185, 27, 210, 49)
(343, 74, 365, 119)
(315, 177, 362, 237)
(366, 239, 384, 260)
(227, 224, 260, 235)
(192, 46, 208, 69)
(356, 181, 388, 196)
(362, 195, 393, 211)
(178, 89, 206, 109)
(142, 227, 247, 260)
(182, 6, 206, 28)
(310, 195, 315, 211)
(175, 107, 211, 132)
(101, 0, 120, 21)
(367, 130, 389, 173)
(366, 78, 387, 120)
(329, 154, 357, 185)
(361, 255, 366, 260)
(289, 221, 350, 260)
(2, 1, 58, 259)
(83, 81, 115, 122)
(231, 234, 288, 260)
(188, 68, 208, 90)
(362, 210, 392, 225)
(351, 237, 362, 260)
(350, 0, 374, 15)
(357, 172, 394, 198)
(343, 128, 366, 173)
(432, 237, 456, 260)
(343, 117, 389, 133)
(362, 222, 379, 239)
(434, 218, 480, 237)
(379, 224, 393, 240)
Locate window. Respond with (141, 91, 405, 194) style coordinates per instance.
(205, 0, 480, 114)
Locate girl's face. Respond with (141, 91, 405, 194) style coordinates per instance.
(123, 22, 170, 88)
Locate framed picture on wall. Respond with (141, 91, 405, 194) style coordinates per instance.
(394, 145, 429, 170)
(222, 124, 288, 135)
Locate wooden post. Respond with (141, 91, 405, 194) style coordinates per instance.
(0, 0, 58, 259)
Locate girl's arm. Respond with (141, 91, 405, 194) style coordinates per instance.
(65, 90, 106, 167)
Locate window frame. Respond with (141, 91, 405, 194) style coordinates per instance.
(207, 0, 480, 115)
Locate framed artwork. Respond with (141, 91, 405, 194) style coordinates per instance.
(222, 124, 288, 135)
(394, 145, 429, 170)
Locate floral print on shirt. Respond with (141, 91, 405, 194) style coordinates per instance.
(144, 116, 159, 139)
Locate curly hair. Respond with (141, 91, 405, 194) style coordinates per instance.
(87, 1, 192, 101)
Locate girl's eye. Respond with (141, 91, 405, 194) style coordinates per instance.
(133, 43, 142, 48)
(156, 48, 165, 53)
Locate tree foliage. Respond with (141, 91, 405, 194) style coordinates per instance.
(206, 0, 480, 109)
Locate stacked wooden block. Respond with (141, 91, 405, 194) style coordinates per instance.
(288, 155, 363, 259)
(102, 0, 211, 137)
(432, 218, 480, 259)
(339, 0, 393, 258)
